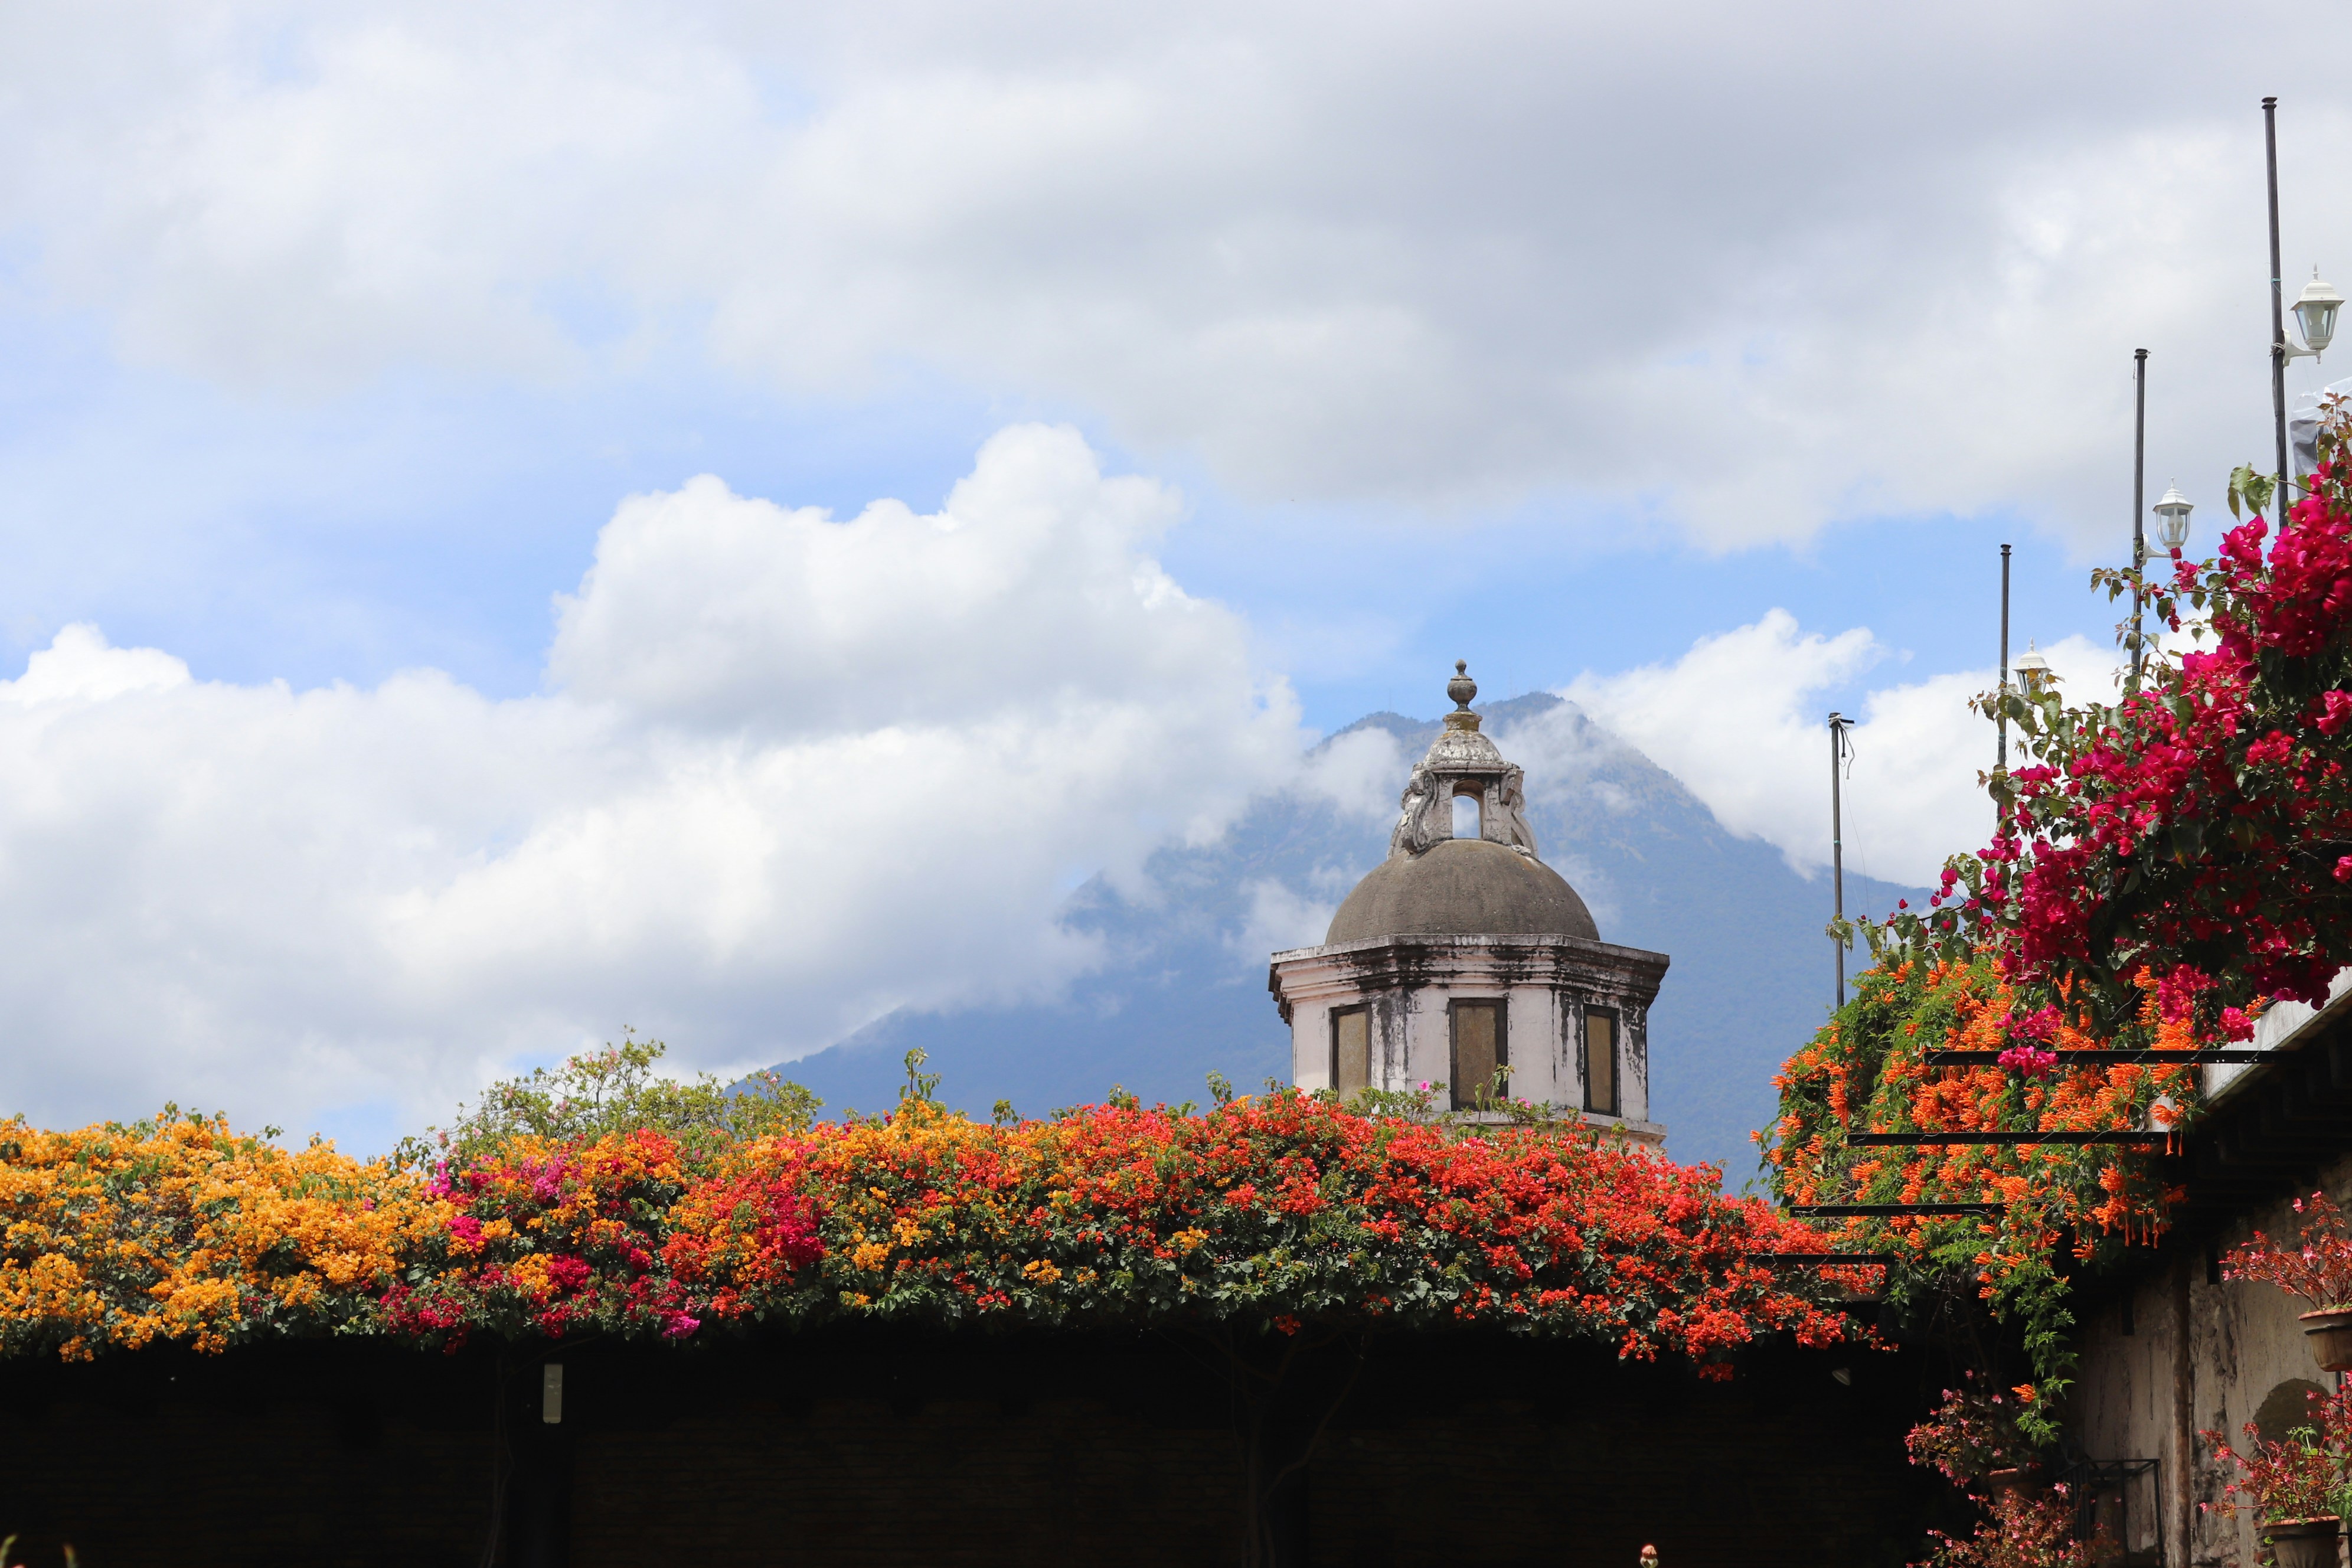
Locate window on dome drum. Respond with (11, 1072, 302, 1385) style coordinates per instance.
(1583, 1008, 1619, 1117)
(1331, 1006, 1371, 1099)
(1450, 999, 1505, 1110)
(1450, 790, 1481, 839)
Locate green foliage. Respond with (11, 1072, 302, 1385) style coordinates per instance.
(1309, 1072, 1586, 1129)
(898, 1048, 943, 1110)
(2229, 462, 2279, 521)
(1342, 1082, 1444, 1121)
(393, 1032, 819, 1173)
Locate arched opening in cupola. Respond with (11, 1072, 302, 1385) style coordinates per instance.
(1450, 786, 1482, 841)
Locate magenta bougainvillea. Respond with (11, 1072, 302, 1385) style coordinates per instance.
(1877, 404, 2352, 1037)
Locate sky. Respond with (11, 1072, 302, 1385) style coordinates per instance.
(3, 0, 2350, 1145)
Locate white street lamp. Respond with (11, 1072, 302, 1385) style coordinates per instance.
(2154, 482, 2194, 551)
(2014, 641, 2054, 697)
(2289, 269, 2345, 361)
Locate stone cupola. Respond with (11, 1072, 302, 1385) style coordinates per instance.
(1268, 664, 1671, 1142)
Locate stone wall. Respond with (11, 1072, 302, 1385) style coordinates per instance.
(0, 1329, 1946, 1568)
(2070, 1152, 2352, 1568)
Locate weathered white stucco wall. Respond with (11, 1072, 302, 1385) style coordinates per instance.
(2073, 1165, 2352, 1567)
(1269, 933, 1665, 1143)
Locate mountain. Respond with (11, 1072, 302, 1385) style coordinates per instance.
(771, 693, 1921, 1178)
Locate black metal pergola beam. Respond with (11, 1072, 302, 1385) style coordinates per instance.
(1787, 1203, 2001, 1217)
(1847, 1131, 2171, 1146)
(1922, 1050, 2272, 1065)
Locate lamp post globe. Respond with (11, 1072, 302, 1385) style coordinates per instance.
(2295, 269, 2344, 360)
(2154, 482, 2194, 551)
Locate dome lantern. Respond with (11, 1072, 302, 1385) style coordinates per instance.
(1266, 664, 1672, 1141)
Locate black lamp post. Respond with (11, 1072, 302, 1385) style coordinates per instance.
(1828, 711, 1853, 1008)
(2264, 97, 2344, 525)
(1997, 543, 2010, 775)
(2131, 348, 2148, 695)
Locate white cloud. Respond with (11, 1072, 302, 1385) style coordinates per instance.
(0, 424, 1302, 1137)
(1229, 874, 1344, 965)
(0, 2, 2341, 548)
(8, 624, 191, 701)
(1294, 726, 1406, 824)
(1565, 610, 2115, 888)
(1491, 702, 1646, 821)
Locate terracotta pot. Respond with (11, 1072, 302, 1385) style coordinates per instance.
(2262, 1516, 2342, 1568)
(2302, 1309, 2352, 1373)
(1980, 1466, 2034, 1501)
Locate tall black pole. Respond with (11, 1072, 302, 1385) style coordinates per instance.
(2268, 96, 2292, 527)
(1830, 711, 1848, 1010)
(1998, 544, 2011, 775)
(2131, 349, 2148, 695)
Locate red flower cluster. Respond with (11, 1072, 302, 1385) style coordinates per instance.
(2203, 1381, 2352, 1524)
(334, 1091, 1876, 1373)
(1995, 1045, 2057, 1081)
(1766, 427, 2352, 1410)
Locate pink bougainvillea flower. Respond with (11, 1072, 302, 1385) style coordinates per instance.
(1995, 1044, 2059, 1080)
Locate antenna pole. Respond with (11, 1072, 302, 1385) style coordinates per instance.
(1998, 544, 2011, 785)
(2268, 96, 2291, 527)
(1830, 711, 1848, 1009)
(2131, 349, 2148, 695)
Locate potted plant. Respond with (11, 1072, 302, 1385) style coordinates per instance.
(1907, 1374, 2040, 1498)
(2220, 1191, 2352, 1372)
(1917, 1487, 2096, 1568)
(2204, 1386, 2352, 1568)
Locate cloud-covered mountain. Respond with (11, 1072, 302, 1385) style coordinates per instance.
(777, 691, 1921, 1177)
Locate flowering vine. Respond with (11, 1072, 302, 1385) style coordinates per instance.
(667, 1090, 1873, 1371)
(381, 1129, 708, 1347)
(1874, 397, 2352, 1038)
(0, 1108, 441, 1360)
(1761, 953, 2195, 1413)
(0, 1083, 1873, 1374)
(1766, 407, 2352, 1413)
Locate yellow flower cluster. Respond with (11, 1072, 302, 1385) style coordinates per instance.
(0, 1111, 444, 1359)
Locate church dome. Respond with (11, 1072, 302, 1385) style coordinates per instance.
(1322, 662, 1599, 945)
(1326, 836, 1599, 944)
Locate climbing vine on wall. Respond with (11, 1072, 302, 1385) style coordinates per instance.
(1768, 398, 2352, 1407)
(1760, 954, 2194, 1412)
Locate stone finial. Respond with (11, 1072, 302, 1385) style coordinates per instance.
(1443, 661, 1481, 733)
(1446, 660, 1477, 710)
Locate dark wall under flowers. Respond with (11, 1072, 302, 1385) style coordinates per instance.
(0, 1329, 1951, 1568)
